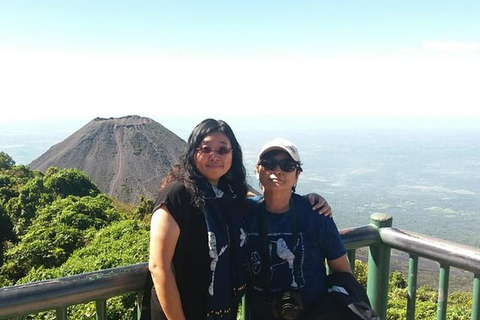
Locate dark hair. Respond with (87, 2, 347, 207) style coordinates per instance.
(161, 118, 248, 208)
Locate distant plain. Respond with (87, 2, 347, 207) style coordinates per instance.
(2, 122, 479, 246)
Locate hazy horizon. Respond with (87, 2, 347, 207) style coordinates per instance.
(1, 116, 479, 249)
(2, 114, 480, 166)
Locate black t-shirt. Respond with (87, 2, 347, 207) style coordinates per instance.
(151, 181, 209, 319)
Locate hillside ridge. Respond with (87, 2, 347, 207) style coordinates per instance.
(29, 115, 186, 204)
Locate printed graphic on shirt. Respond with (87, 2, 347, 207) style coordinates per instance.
(240, 227, 247, 247)
(208, 231, 228, 296)
(249, 232, 305, 292)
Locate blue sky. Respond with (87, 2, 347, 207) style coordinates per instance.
(2, 1, 480, 56)
(1, 1, 480, 128)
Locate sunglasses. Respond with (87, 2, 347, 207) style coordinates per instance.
(196, 146, 233, 155)
(259, 158, 298, 172)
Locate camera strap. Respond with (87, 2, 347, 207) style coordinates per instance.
(257, 196, 300, 300)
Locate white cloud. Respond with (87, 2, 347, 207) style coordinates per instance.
(1, 48, 480, 123)
(422, 41, 480, 53)
(397, 48, 417, 54)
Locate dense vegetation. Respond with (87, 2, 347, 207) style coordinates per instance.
(0, 151, 153, 319)
(0, 151, 475, 319)
(353, 261, 474, 320)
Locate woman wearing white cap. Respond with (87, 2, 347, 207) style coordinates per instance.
(246, 138, 353, 320)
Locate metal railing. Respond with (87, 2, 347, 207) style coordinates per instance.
(367, 214, 480, 320)
(0, 263, 148, 320)
(1, 213, 479, 320)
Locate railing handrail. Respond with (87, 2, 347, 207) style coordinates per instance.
(1, 221, 479, 319)
(339, 224, 381, 249)
(0, 263, 148, 319)
(379, 227, 480, 274)
(0, 224, 384, 318)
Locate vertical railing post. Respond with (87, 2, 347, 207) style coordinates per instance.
(137, 291, 144, 320)
(95, 299, 107, 320)
(437, 264, 450, 320)
(348, 249, 356, 273)
(472, 274, 480, 320)
(56, 307, 67, 320)
(242, 295, 250, 320)
(407, 254, 419, 320)
(367, 213, 392, 320)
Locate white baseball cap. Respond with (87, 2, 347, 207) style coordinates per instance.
(257, 138, 301, 163)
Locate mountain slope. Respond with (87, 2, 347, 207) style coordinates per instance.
(29, 115, 186, 204)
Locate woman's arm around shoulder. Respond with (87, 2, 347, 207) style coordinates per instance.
(303, 193, 333, 217)
(148, 205, 186, 320)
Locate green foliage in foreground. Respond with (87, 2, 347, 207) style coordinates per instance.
(386, 285, 473, 320)
(19, 219, 149, 283)
(342, 260, 473, 320)
(2, 194, 124, 281)
(0, 153, 151, 319)
(346, 261, 473, 320)
(386, 271, 472, 319)
(17, 219, 150, 320)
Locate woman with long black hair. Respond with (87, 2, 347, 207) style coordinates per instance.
(148, 118, 248, 320)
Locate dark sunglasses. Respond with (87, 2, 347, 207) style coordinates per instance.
(259, 158, 298, 172)
(196, 146, 233, 155)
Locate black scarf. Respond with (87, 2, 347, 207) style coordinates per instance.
(201, 182, 247, 319)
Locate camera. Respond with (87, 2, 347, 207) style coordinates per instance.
(271, 291, 304, 320)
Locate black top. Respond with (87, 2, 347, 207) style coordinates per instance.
(151, 181, 209, 319)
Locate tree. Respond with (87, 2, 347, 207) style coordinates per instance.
(44, 167, 100, 198)
(5, 177, 50, 237)
(135, 195, 154, 220)
(0, 174, 18, 204)
(0, 203, 14, 265)
(0, 151, 15, 170)
(52, 194, 121, 230)
(1, 194, 122, 281)
(1, 224, 84, 279)
(5, 165, 36, 181)
(18, 219, 150, 320)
